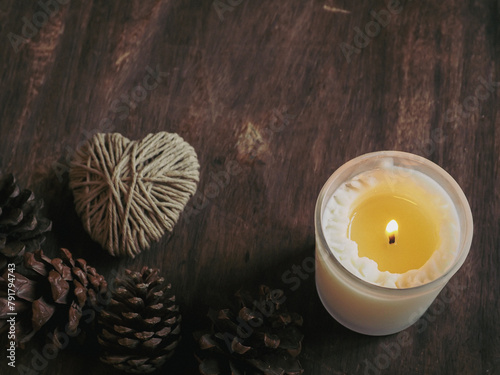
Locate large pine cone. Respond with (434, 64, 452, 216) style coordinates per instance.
(197, 285, 304, 375)
(0, 248, 108, 346)
(0, 174, 52, 273)
(98, 267, 181, 374)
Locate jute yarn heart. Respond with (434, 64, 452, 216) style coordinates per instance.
(69, 132, 199, 258)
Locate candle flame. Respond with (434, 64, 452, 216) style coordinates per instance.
(386, 220, 398, 234)
(386, 220, 398, 244)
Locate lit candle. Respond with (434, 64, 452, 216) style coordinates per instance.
(315, 151, 473, 335)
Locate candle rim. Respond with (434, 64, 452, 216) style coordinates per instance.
(315, 150, 474, 292)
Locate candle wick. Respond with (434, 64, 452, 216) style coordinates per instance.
(389, 234, 395, 244)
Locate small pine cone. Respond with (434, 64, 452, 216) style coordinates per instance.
(0, 248, 108, 346)
(0, 174, 52, 273)
(98, 267, 181, 374)
(197, 285, 304, 375)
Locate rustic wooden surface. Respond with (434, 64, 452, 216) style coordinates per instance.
(0, 0, 499, 374)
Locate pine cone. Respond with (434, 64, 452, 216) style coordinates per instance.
(197, 285, 304, 375)
(0, 174, 52, 273)
(98, 267, 181, 374)
(0, 248, 108, 346)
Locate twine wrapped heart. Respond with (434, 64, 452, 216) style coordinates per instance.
(69, 132, 199, 258)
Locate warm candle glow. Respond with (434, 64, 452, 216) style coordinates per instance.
(386, 220, 398, 244)
(348, 192, 439, 273)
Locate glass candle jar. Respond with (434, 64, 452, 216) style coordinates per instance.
(315, 151, 473, 335)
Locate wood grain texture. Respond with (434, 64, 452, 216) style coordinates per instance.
(0, 0, 499, 374)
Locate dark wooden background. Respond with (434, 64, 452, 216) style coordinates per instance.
(0, 0, 499, 374)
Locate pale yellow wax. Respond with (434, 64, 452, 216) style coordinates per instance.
(348, 180, 441, 274)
